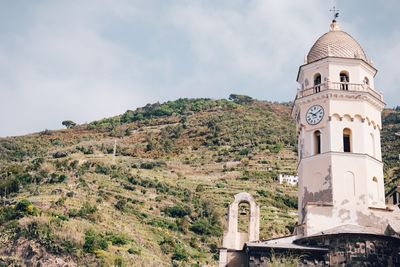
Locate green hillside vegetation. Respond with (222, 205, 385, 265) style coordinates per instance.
(0, 97, 398, 266)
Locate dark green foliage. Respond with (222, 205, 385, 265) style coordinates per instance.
(115, 199, 127, 212)
(68, 202, 97, 220)
(172, 243, 189, 261)
(147, 217, 179, 231)
(121, 98, 237, 123)
(83, 229, 108, 253)
(76, 146, 94, 155)
(195, 184, 205, 192)
(0, 178, 20, 197)
(274, 194, 298, 209)
(62, 120, 77, 129)
(229, 94, 254, 104)
(0, 206, 19, 223)
(271, 142, 284, 153)
(159, 236, 176, 254)
(163, 205, 191, 218)
(0, 139, 31, 161)
(127, 247, 141, 255)
(20, 221, 63, 253)
(52, 151, 68, 158)
(190, 218, 222, 236)
(139, 161, 166, 170)
(257, 189, 269, 197)
(49, 173, 67, 183)
(114, 257, 124, 267)
(106, 232, 129, 246)
(0, 199, 38, 223)
(94, 164, 111, 175)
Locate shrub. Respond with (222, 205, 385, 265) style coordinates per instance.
(95, 164, 111, 175)
(83, 229, 108, 253)
(163, 205, 191, 218)
(190, 218, 222, 236)
(0, 178, 20, 197)
(115, 199, 127, 212)
(140, 162, 156, 169)
(15, 199, 38, 215)
(172, 243, 189, 261)
(114, 257, 124, 267)
(62, 120, 76, 129)
(53, 151, 68, 158)
(106, 232, 129, 246)
(195, 184, 205, 192)
(68, 202, 97, 220)
(127, 247, 141, 255)
(0, 206, 18, 223)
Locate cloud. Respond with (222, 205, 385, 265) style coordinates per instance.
(0, 1, 398, 136)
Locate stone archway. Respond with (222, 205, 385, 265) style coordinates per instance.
(222, 192, 260, 250)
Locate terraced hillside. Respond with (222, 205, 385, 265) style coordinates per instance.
(0, 97, 398, 266)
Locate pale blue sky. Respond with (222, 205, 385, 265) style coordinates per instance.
(1, 0, 399, 136)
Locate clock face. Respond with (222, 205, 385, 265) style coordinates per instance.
(306, 105, 324, 125)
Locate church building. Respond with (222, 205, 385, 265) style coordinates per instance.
(219, 17, 400, 266)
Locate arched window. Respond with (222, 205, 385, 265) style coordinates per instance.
(314, 73, 322, 93)
(340, 71, 350, 90)
(238, 201, 250, 233)
(314, 130, 321, 155)
(363, 77, 369, 85)
(343, 128, 352, 152)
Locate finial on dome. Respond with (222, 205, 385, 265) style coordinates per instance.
(330, 20, 341, 31)
(329, 6, 340, 31)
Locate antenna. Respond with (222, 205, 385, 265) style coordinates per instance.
(329, 6, 340, 21)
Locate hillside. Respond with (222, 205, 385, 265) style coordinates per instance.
(0, 97, 398, 266)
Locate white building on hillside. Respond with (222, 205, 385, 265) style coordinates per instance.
(277, 174, 298, 186)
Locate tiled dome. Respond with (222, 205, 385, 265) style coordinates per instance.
(307, 21, 367, 64)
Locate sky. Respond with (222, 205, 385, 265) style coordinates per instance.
(1, 0, 399, 137)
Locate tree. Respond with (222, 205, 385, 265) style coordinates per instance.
(62, 120, 76, 129)
(229, 94, 254, 104)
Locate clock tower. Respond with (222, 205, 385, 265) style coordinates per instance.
(292, 19, 386, 236)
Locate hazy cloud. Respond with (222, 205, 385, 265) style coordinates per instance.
(0, 0, 398, 136)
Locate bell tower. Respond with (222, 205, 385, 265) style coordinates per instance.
(292, 19, 386, 236)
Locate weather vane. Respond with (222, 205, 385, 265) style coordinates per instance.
(329, 6, 340, 21)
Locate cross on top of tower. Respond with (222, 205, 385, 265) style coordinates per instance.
(329, 6, 340, 22)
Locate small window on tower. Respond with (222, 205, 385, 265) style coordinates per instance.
(314, 73, 322, 93)
(343, 128, 351, 152)
(364, 77, 369, 85)
(340, 71, 350, 90)
(314, 130, 321, 155)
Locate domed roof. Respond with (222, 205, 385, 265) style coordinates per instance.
(307, 21, 368, 64)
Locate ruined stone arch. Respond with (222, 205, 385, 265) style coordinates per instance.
(222, 192, 260, 250)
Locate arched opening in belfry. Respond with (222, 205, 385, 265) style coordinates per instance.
(343, 128, 352, 152)
(314, 130, 321, 155)
(340, 71, 350, 90)
(314, 73, 322, 93)
(238, 201, 250, 233)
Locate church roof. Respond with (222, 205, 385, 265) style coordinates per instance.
(307, 21, 368, 64)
